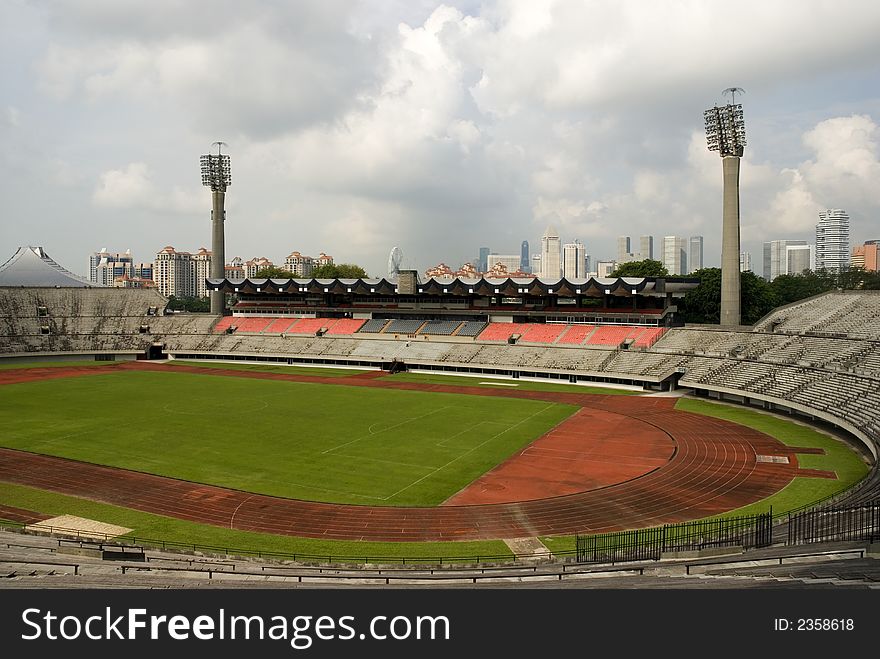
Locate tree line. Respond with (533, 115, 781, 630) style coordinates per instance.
(611, 259, 880, 325)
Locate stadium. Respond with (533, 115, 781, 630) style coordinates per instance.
(0, 245, 878, 588)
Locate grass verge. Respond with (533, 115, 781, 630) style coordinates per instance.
(0, 482, 510, 563)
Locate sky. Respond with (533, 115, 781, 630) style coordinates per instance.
(2, 0, 880, 278)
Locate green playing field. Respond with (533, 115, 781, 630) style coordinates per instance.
(0, 369, 576, 506)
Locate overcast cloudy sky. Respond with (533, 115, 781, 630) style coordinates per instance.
(2, 0, 879, 277)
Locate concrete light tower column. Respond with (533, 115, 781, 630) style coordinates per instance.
(705, 89, 746, 326)
(200, 142, 232, 315)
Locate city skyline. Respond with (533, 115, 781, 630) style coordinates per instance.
(3, 2, 880, 278)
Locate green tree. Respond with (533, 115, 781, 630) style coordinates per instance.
(166, 295, 210, 312)
(311, 263, 369, 278)
(678, 268, 775, 325)
(769, 272, 831, 307)
(609, 259, 669, 278)
(253, 266, 297, 279)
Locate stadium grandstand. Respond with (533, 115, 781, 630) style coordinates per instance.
(1, 248, 879, 584)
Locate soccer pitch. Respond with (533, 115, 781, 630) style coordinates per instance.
(0, 370, 577, 506)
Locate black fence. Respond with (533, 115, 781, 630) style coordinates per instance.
(576, 513, 773, 564)
(787, 501, 880, 546)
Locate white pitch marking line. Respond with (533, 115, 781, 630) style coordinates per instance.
(321, 406, 451, 454)
(381, 403, 559, 501)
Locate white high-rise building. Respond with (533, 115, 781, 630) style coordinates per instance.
(617, 236, 635, 263)
(816, 209, 850, 272)
(662, 236, 688, 276)
(563, 241, 587, 278)
(540, 225, 561, 278)
(740, 252, 752, 273)
(688, 236, 704, 274)
(640, 235, 654, 260)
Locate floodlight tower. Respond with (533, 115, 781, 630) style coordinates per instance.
(200, 142, 232, 315)
(704, 88, 746, 326)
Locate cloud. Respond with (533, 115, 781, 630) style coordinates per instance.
(745, 115, 880, 237)
(35, 1, 379, 138)
(6, 1, 880, 276)
(93, 162, 202, 213)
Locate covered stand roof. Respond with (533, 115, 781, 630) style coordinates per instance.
(206, 275, 699, 297)
(0, 246, 97, 287)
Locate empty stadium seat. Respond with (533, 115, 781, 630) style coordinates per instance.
(287, 318, 338, 335)
(586, 326, 633, 346)
(358, 319, 390, 333)
(477, 323, 518, 341)
(229, 317, 271, 333)
(419, 320, 463, 336)
(557, 325, 595, 345)
(519, 324, 566, 344)
(454, 321, 487, 337)
(264, 318, 299, 334)
(325, 319, 366, 335)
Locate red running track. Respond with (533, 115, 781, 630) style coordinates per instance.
(0, 362, 809, 541)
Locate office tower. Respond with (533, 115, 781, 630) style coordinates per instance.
(762, 240, 807, 281)
(520, 241, 530, 273)
(688, 236, 704, 273)
(541, 225, 561, 278)
(785, 244, 812, 276)
(478, 247, 490, 273)
(563, 241, 586, 278)
(662, 236, 688, 276)
(640, 235, 654, 260)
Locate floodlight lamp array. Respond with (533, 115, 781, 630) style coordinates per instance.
(703, 104, 746, 157)
(200, 154, 232, 191)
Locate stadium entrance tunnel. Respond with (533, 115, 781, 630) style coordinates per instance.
(147, 344, 167, 360)
(385, 359, 407, 374)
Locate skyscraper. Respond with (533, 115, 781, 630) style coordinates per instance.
(740, 252, 752, 273)
(816, 209, 850, 272)
(640, 235, 654, 260)
(688, 236, 704, 273)
(786, 244, 812, 276)
(762, 240, 807, 281)
(540, 226, 561, 278)
(520, 241, 530, 273)
(478, 247, 490, 273)
(662, 236, 688, 276)
(563, 241, 586, 278)
(617, 236, 633, 263)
